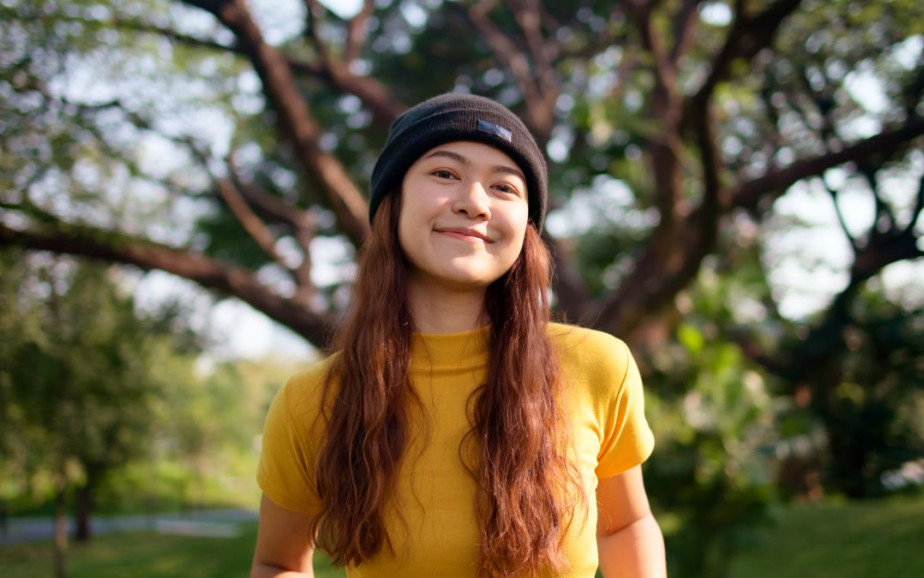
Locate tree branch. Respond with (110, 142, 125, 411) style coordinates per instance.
(732, 117, 924, 211)
(461, 1, 555, 140)
(670, 0, 705, 63)
(322, 63, 407, 127)
(303, 0, 328, 59)
(10, 70, 324, 313)
(593, 117, 924, 337)
(857, 164, 897, 230)
(731, 327, 789, 374)
(160, 130, 296, 275)
(290, 224, 316, 306)
(820, 177, 859, 254)
(93, 102, 302, 282)
(626, 0, 675, 103)
(182, 0, 371, 246)
(0, 223, 334, 347)
(691, 102, 725, 253)
(852, 227, 924, 284)
(1, 193, 63, 229)
(544, 234, 591, 323)
(300, 0, 405, 126)
(556, 5, 628, 65)
(466, 2, 533, 89)
(692, 0, 801, 105)
(111, 6, 401, 125)
(213, 175, 287, 265)
(907, 166, 924, 235)
(510, 0, 557, 104)
(796, 62, 840, 147)
(344, 0, 375, 64)
(0, 7, 241, 56)
(625, 0, 689, 265)
(232, 173, 313, 232)
(20, 1, 404, 129)
(224, 156, 319, 306)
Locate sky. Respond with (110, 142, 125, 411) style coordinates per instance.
(320, 0, 363, 18)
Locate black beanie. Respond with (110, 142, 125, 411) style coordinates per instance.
(369, 93, 548, 230)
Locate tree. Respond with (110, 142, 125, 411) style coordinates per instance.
(731, 145, 924, 497)
(0, 254, 188, 576)
(1, 0, 920, 348)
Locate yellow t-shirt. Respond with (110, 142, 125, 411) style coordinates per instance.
(257, 323, 654, 577)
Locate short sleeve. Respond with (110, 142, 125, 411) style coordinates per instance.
(594, 340, 655, 478)
(257, 376, 323, 514)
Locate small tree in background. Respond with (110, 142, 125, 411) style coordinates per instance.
(0, 253, 194, 576)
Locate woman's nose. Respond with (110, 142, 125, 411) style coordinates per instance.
(453, 180, 492, 219)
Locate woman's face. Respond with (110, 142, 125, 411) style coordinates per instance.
(397, 141, 529, 293)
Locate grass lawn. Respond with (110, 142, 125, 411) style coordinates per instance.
(728, 493, 924, 578)
(0, 522, 344, 578)
(3, 494, 921, 577)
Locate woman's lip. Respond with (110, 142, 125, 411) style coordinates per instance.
(436, 228, 491, 242)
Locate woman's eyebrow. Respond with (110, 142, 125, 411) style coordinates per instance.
(422, 150, 526, 181)
(493, 165, 526, 181)
(423, 149, 467, 164)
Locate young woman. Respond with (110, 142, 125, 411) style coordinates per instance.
(251, 94, 666, 578)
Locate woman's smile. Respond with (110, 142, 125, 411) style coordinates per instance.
(434, 227, 493, 243)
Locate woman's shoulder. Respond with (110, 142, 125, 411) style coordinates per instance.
(276, 353, 340, 415)
(546, 322, 634, 385)
(547, 322, 629, 358)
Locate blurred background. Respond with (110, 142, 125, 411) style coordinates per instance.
(1, 0, 922, 576)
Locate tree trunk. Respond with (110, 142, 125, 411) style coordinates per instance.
(74, 475, 96, 542)
(53, 469, 68, 578)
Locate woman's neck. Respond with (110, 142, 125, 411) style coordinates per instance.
(406, 279, 488, 334)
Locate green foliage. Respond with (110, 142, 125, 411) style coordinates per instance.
(0, 245, 304, 519)
(144, 356, 303, 511)
(0, 253, 169, 500)
(640, 241, 784, 577)
(821, 295, 924, 497)
(755, 287, 924, 500)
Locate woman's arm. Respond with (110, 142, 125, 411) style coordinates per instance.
(596, 465, 666, 578)
(251, 494, 317, 578)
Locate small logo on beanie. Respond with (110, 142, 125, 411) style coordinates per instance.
(476, 120, 512, 142)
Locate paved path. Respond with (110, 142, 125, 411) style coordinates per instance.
(0, 509, 257, 545)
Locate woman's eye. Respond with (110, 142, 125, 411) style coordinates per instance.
(432, 169, 457, 180)
(493, 183, 520, 196)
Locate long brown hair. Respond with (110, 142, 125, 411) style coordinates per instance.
(312, 191, 585, 575)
